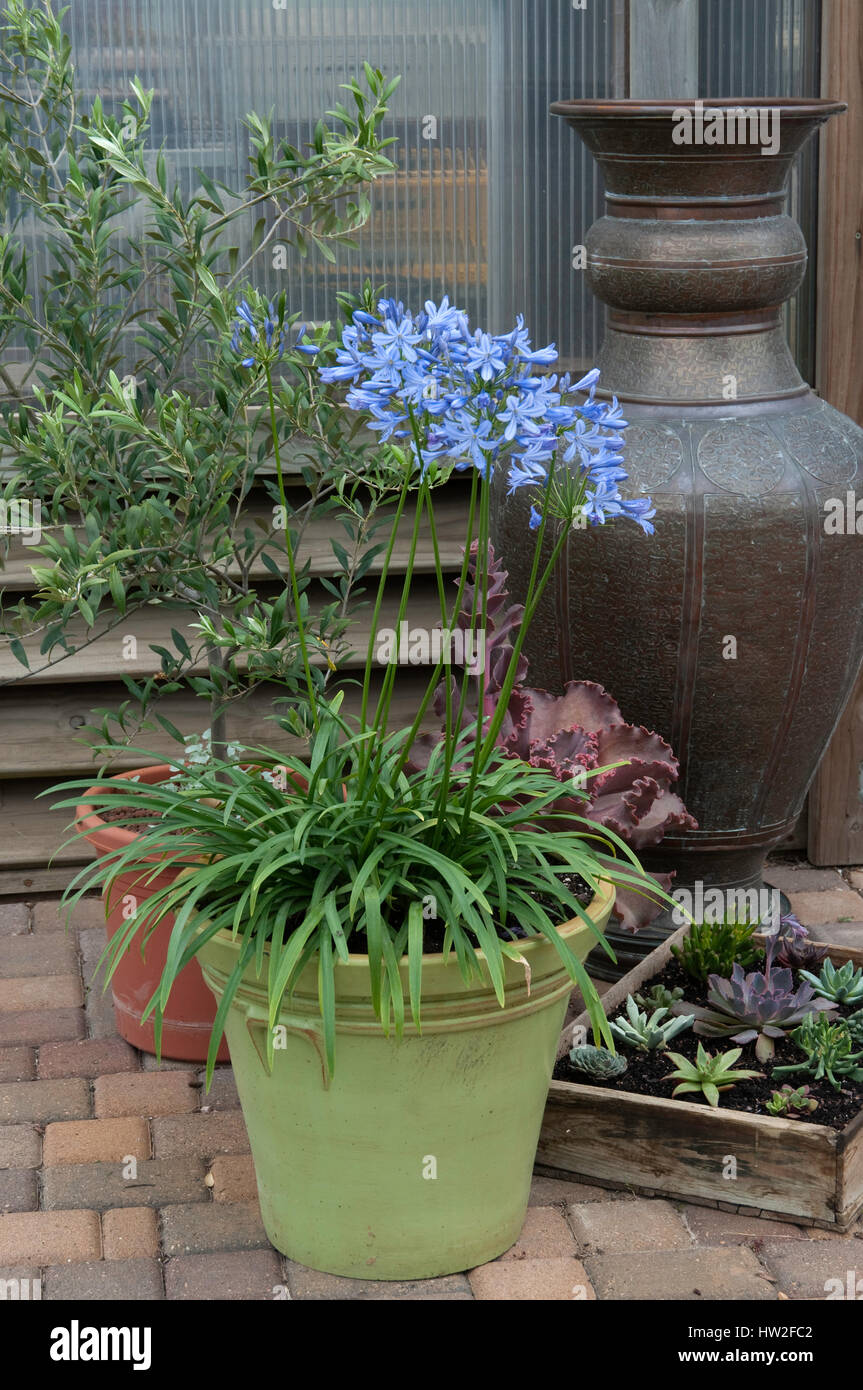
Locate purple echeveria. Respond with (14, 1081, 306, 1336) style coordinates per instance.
(683, 962, 837, 1063)
(772, 913, 830, 971)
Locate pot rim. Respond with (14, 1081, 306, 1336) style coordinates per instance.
(199, 876, 617, 969)
(550, 98, 847, 119)
(75, 761, 313, 858)
(75, 763, 177, 853)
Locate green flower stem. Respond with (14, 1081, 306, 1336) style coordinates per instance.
(358, 459, 414, 733)
(422, 492, 456, 830)
(393, 465, 479, 779)
(478, 527, 568, 766)
(458, 458, 563, 828)
(399, 406, 457, 826)
(355, 479, 431, 848)
(447, 476, 489, 757)
(476, 462, 580, 770)
(264, 361, 318, 728)
(457, 463, 493, 830)
(369, 474, 430, 745)
(405, 411, 450, 632)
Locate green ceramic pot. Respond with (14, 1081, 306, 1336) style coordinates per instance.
(197, 879, 615, 1280)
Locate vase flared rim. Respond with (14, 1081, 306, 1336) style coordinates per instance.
(551, 97, 846, 119)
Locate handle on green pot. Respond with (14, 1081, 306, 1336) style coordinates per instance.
(243, 1001, 331, 1091)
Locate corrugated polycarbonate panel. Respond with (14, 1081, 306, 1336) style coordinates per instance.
(3, 2, 820, 377)
(698, 0, 823, 381)
(2, 1, 620, 368)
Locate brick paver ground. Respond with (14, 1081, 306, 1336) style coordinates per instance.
(1, 866, 862, 1300)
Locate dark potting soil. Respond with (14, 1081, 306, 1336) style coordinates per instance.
(99, 804, 160, 825)
(409, 873, 594, 954)
(98, 803, 191, 837)
(552, 955, 863, 1131)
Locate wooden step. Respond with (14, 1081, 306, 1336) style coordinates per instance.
(0, 669, 442, 778)
(2, 775, 145, 896)
(0, 667, 451, 895)
(0, 494, 472, 593)
(0, 581, 454, 684)
(4, 782, 82, 863)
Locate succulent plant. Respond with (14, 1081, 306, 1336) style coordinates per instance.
(609, 994, 695, 1052)
(799, 958, 863, 1005)
(681, 962, 836, 1063)
(634, 983, 685, 1012)
(664, 1043, 762, 1108)
(764, 1084, 818, 1117)
(771, 913, 829, 972)
(773, 1014, 863, 1092)
(568, 1044, 628, 1081)
(408, 545, 697, 931)
(671, 915, 762, 984)
(846, 1009, 863, 1047)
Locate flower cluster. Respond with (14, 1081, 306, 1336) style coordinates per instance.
(318, 296, 654, 533)
(230, 296, 319, 368)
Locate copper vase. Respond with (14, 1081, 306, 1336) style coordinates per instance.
(492, 99, 863, 974)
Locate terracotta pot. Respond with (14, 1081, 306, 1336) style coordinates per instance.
(76, 765, 230, 1062)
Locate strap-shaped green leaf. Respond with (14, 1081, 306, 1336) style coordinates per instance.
(407, 899, 423, 1031)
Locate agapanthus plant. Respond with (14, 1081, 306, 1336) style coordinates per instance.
(407, 544, 696, 929)
(58, 295, 672, 1075)
(315, 295, 658, 817)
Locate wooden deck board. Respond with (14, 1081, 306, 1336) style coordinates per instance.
(0, 670, 439, 778)
(0, 495, 471, 593)
(0, 585, 446, 684)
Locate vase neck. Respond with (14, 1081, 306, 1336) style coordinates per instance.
(551, 100, 844, 406)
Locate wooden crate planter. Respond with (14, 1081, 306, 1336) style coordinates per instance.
(538, 926, 863, 1231)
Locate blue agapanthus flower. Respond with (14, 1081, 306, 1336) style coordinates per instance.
(318, 297, 654, 534)
(231, 298, 320, 368)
